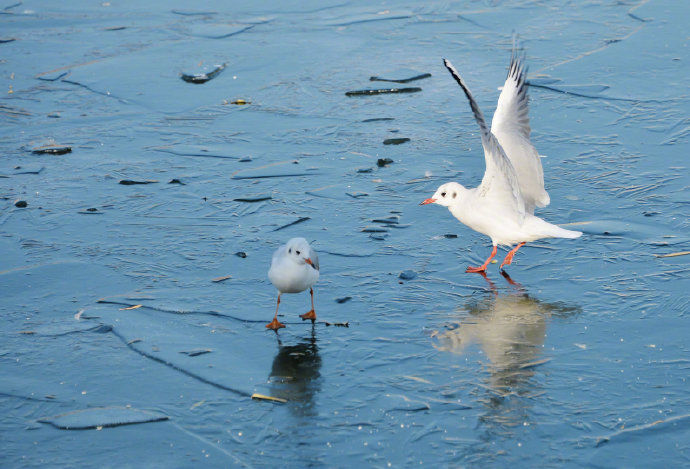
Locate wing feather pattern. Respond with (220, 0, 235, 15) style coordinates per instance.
(443, 58, 526, 223)
(492, 47, 531, 139)
(490, 40, 550, 213)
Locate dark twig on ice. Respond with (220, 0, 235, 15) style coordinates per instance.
(119, 180, 158, 185)
(272, 216, 310, 232)
(324, 321, 349, 327)
(32, 146, 71, 155)
(362, 117, 394, 123)
(345, 87, 421, 96)
(234, 196, 272, 203)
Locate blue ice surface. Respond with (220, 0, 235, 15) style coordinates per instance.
(1, 0, 689, 467)
(39, 406, 169, 430)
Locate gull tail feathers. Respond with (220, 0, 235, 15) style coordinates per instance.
(548, 225, 582, 239)
(529, 217, 581, 239)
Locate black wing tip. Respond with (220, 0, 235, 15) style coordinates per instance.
(442, 57, 463, 87)
(443, 58, 466, 89)
(441, 56, 489, 136)
(507, 37, 529, 96)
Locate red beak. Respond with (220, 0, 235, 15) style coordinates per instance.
(419, 198, 436, 205)
(305, 258, 313, 266)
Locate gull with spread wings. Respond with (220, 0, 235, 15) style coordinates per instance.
(421, 44, 581, 273)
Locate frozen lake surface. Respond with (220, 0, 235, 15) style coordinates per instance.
(1, 0, 689, 466)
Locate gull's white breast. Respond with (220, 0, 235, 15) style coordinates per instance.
(268, 255, 319, 294)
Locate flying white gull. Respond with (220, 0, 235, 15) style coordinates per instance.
(421, 45, 581, 273)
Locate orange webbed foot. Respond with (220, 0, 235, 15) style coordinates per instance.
(499, 242, 525, 271)
(465, 246, 497, 274)
(299, 309, 316, 322)
(499, 251, 517, 270)
(266, 317, 286, 330)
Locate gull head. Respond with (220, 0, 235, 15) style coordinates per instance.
(420, 182, 465, 208)
(285, 237, 314, 267)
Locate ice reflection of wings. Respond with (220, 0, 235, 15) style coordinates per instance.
(435, 292, 579, 435)
(435, 293, 579, 395)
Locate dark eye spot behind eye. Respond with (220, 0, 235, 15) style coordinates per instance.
(441, 192, 446, 197)
(288, 248, 292, 253)
(296, 250, 301, 255)
(452, 192, 457, 198)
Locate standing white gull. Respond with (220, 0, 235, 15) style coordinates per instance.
(421, 46, 581, 273)
(266, 237, 320, 330)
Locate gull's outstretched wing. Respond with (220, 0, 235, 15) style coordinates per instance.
(443, 58, 526, 223)
(492, 46, 531, 139)
(490, 41, 550, 213)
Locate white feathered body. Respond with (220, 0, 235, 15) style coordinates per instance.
(448, 188, 580, 246)
(268, 245, 319, 294)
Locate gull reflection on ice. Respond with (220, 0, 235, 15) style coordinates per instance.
(434, 274, 579, 431)
(268, 327, 322, 417)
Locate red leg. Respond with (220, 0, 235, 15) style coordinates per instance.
(300, 288, 316, 322)
(266, 294, 286, 330)
(466, 245, 498, 273)
(499, 242, 526, 270)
